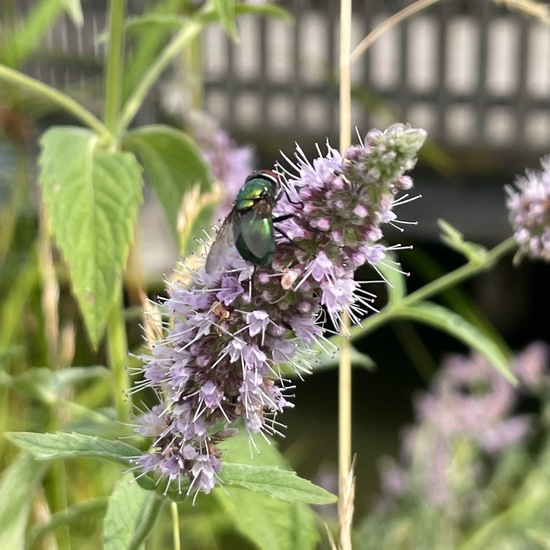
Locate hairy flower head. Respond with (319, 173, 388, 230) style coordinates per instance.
(506, 155, 550, 262)
(133, 124, 426, 497)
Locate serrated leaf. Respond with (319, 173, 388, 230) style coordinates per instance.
(214, 0, 237, 38)
(123, 125, 212, 248)
(6, 432, 140, 462)
(0, 453, 47, 550)
(39, 127, 143, 347)
(218, 436, 321, 550)
(220, 463, 336, 504)
(218, 485, 318, 550)
(397, 302, 516, 383)
(103, 475, 150, 550)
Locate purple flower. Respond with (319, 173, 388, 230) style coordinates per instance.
(506, 155, 550, 262)
(133, 124, 426, 497)
(376, 344, 549, 511)
(513, 341, 550, 390)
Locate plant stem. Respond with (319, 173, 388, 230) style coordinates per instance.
(339, 0, 354, 549)
(402, 237, 517, 307)
(103, 0, 132, 426)
(171, 502, 181, 550)
(339, 3, 352, 153)
(106, 287, 131, 424)
(104, 0, 128, 140)
(118, 20, 202, 134)
(0, 64, 110, 140)
(348, 237, 518, 343)
(183, 30, 204, 110)
(128, 493, 164, 550)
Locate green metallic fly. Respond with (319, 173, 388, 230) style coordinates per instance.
(205, 170, 290, 273)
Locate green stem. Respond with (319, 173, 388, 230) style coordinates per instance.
(106, 286, 131, 424)
(0, 64, 110, 140)
(402, 237, 517, 307)
(104, 0, 127, 138)
(183, 30, 203, 110)
(349, 237, 518, 342)
(128, 493, 164, 550)
(117, 19, 202, 134)
(171, 501, 181, 550)
(338, 1, 354, 550)
(51, 462, 71, 550)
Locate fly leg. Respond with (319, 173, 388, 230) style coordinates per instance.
(273, 214, 310, 259)
(273, 213, 294, 242)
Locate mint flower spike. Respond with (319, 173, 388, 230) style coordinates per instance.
(133, 123, 426, 498)
(506, 155, 550, 263)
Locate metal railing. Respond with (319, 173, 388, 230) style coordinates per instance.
(10, 0, 550, 154)
(204, 1, 550, 153)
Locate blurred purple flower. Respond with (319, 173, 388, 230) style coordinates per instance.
(133, 124, 426, 497)
(506, 155, 550, 262)
(377, 343, 550, 510)
(186, 111, 255, 219)
(513, 341, 550, 390)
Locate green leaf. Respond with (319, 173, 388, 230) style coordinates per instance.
(438, 219, 487, 262)
(12, 366, 110, 403)
(0, 256, 39, 351)
(126, 14, 188, 34)
(103, 475, 150, 550)
(233, 3, 293, 21)
(218, 436, 322, 550)
(39, 127, 143, 347)
(0, 0, 63, 67)
(220, 463, 336, 505)
(405, 246, 512, 354)
(123, 125, 213, 250)
(397, 302, 516, 383)
(526, 530, 550, 548)
(6, 432, 140, 463)
(28, 498, 107, 547)
(0, 453, 47, 550)
(217, 485, 318, 550)
(60, 0, 83, 27)
(213, 0, 237, 38)
(199, 3, 292, 24)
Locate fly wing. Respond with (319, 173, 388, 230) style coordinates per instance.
(235, 207, 275, 265)
(205, 215, 236, 274)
